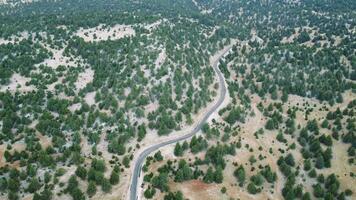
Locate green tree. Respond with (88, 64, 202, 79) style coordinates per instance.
(203, 167, 215, 183)
(315, 154, 325, 169)
(214, 167, 224, 183)
(75, 166, 87, 180)
(110, 170, 120, 185)
(250, 174, 264, 186)
(247, 182, 261, 194)
(152, 173, 169, 192)
(70, 188, 85, 200)
(154, 151, 163, 161)
(174, 143, 183, 157)
(313, 184, 324, 198)
(87, 181, 97, 197)
(27, 178, 41, 193)
(144, 187, 156, 199)
(285, 153, 295, 167)
(164, 191, 184, 200)
(8, 178, 20, 192)
(92, 159, 106, 172)
(101, 178, 112, 193)
(123, 156, 130, 168)
(234, 165, 246, 186)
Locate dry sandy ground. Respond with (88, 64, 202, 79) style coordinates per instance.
(75, 24, 135, 42)
(84, 91, 96, 106)
(0, 142, 25, 168)
(154, 49, 167, 69)
(0, 73, 35, 93)
(250, 29, 264, 44)
(144, 19, 166, 31)
(36, 44, 84, 69)
(281, 28, 300, 44)
(0, 31, 29, 45)
(75, 68, 94, 91)
(191, 0, 213, 14)
(0, 132, 51, 169)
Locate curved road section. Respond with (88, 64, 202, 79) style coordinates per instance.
(130, 46, 232, 200)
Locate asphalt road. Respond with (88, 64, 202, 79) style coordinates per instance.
(129, 47, 231, 200)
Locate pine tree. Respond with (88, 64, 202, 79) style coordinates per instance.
(101, 178, 112, 193)
(214, 167, 223, 183)
(27, 178, 41, 193)
(174, 143, 183, 157)
(87, 181, 97, 197)
(75, 166, 87, 180)
(234, 165, 246, 186)
(203, 167, 214, 183)
(110, 170, 120, 185)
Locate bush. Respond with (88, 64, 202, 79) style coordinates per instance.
(164, 191, 184, 200)
(101, 178, 112, 193)
(234, 165, 246, 186)
(110, 170, 120, 185)
(75, 166, 87, 180)
(144, 187, 156, 199)
(87, 181, 97, 197)
(247, 182, 261, 194)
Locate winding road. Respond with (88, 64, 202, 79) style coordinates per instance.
(129, 46, 233, 200)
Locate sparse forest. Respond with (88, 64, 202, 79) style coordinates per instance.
(0, 0, 354, 200)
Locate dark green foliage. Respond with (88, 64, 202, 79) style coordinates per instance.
(190, 136, 208, 154)
(302, 192, 311, 200)
(7, 178, 20, 192)
(205, 144, 235, 169)
(91, 159, 106, 172)
(137, 124, 147, 141)
(110, 170, 120, 185)
(234, 165, 246, 186)
(87, 181, 97, 197)
(70, 188, 85, 200)
(278, 160, 292, 177)
(297, 31, 311, 43)
(203, 167, 215, 183)
(277, 132, 287, 143)
(214, 167, 224, 183)
(260, 166, 277, 183)
(154, 151, 163, 161)
(174, 143, 183, 157)
(247, 182, 261, 194)
(27, 178, 41, 193)
(33, 189, 52, 200)
(8, 192, 19, 200)
(123, 155, 131, 168)
(101, 178, 112, 193)
(75, 166, 87, 180)
(285, 153, 295, 167)
(144, 187, 156, 199)
(224, 107, 243, 124)
(315, 154, 325, 169)
(265, 119, 276, 130)
(313, 184, 324, 198)
(151, 173, 169, 192)
(164, 191, 184, 200)
(308, 169, 317, 178)
(221, 186, 227, 193)
(250, 174, 264, 186)
(66, 176, 85, 200)
(174, 160, 193, 182)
